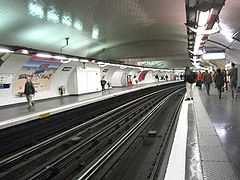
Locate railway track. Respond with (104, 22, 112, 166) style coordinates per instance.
(75, 87, 184, 180)
(0, 83, 185, 180)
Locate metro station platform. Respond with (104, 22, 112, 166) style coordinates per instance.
(165, 85, 240, 180)
(1, 81, 240, 179)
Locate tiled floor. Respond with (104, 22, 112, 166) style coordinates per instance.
(197, 85, 240, 178)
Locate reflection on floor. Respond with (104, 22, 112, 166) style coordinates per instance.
(197, 84, 240, 177)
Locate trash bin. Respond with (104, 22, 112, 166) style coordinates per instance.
(58, 85, 66, 96)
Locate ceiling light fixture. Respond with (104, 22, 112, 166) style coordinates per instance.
(60, 59, 71, 64)
(68, 58, 79, 61)
(21, 49, 29, 54)
(98, 63, 107, 67)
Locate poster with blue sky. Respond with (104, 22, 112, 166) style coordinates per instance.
(13, 56, 61, 95)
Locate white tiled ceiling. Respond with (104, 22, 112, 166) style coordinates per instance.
(0, 0, 239, 68)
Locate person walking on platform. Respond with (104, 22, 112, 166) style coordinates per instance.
(100, 76, 107, 91)
(214, 69, 224, 99)
(229, 62, 238, 99)
(184, 66, 196, 100)
(223, 70, 228, 91)
(203, 70, 212, 95)
(196, 71, 203, 89)
(24, 77, 35, 110)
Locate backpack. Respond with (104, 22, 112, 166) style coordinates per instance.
(188, 71, 196, 83)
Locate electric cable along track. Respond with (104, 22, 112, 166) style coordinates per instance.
(0, 82, 185, 180)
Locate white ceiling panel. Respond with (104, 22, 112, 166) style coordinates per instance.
(0, 0, 238, 68)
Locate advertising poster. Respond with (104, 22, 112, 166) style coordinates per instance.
(12, 56, 61, 95)
(138, 70, 148, 82)
(0, 74, 12, 89)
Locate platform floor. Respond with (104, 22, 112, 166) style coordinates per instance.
(165, 84, 240, 180)
(197, 85, 240, 178)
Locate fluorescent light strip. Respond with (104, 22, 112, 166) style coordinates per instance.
(198, 11, 209, 26)
(36, 53, 52, 58)
(79, 59, 90, 63)
(0, 48, 14, 53)
(68, 58, 79, 61)
(54, 55, 67, 60)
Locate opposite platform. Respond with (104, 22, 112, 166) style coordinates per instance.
(0, 81, 177, 130)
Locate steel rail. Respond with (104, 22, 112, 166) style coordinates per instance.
(27, 87, 176, 180)
(0, 85, 179, 168)
(76, 88, 184, 180)
(149, 95, 184, 180)
(0, 85, 183, 179)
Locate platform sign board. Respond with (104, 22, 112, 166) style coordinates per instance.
(12, 56, 61, 95)
(0, 73, 12, 89)
(62, 67, 72, 71)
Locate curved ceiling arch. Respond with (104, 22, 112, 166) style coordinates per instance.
(0, 0, 239, 69)
(91, 40, 188, 59)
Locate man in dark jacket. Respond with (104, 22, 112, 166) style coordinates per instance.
(203, 70, 212, 95)
(100, 76, 107, 91)
(229, 63, 238, 99)
(214, 69, 224, 99)
(24, 77, 35, 109)
(184, 66, 196, 100)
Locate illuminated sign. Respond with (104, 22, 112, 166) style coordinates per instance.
(202, 52, 225, 60)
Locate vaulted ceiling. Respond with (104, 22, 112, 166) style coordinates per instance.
(0, 0, 239, 69)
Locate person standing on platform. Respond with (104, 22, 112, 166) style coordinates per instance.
(155, 74, 159, 83)
(24, 77, 35, 110)
(180, 74, 183, 80)
(203, 70, 212, 95)
(100, 76, 107, 91)
(165, 74, 168, 81)
(229, 62, 238, 99)
(214, 69, 224, 99)
(184, 66, 196, 100)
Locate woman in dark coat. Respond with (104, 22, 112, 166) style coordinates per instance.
(214, 69, 224, 99)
